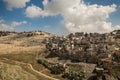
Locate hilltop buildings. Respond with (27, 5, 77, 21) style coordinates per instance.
(45, 30, 120, 63)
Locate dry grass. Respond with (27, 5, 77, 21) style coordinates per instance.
(0, 33, 46, 54)
(0, 58, 54, 80)
(0, 32, 55, 80)
(0, 32, 64, 80)
(0, 61, 40, 80)
(0, 43, 45, 54)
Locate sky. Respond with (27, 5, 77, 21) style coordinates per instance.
(0, 0, 120, 35)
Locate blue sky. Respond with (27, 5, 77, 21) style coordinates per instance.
(0, 0, 120, 35)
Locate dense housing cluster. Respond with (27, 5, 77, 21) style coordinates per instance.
(45, 30, 120, 62)
(43, 30, 120, 80)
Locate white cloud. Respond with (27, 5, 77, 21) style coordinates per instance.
(113, 25, 120, 30)
(3, 0, 30, 10)
(0, 19, 13, 31)
(25, 0, 120, 33)
(0, 20, 27, 31)
(0, 23, 14, 31)
(0, 19, 4, 23)
(11, 21, 27, 27)
(25, 5, 48, 18)
(44, 25, 50, 28)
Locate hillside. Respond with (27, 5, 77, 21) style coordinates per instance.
(0, 30, 119, 80)
(0, 31, 52, 54)
(0, 31, 58, 80)
(0, 61, 39, 80)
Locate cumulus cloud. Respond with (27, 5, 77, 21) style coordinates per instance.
(3, 0, 30, 10)
(25, 0, 120, 33)
(0, 19, 14, 31)
(0, 20, 27, 31)
(25, 5, 49, 18)
(11, 21, 27, 27)
(0, 23, 14, 31)
(0, 19, 4, 23)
